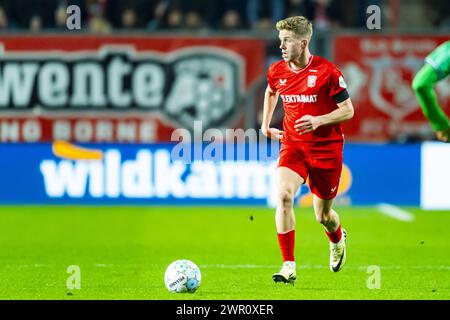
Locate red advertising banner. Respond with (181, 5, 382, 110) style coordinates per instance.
(334, 35, 450, 141)
(0, 35, 265, 142)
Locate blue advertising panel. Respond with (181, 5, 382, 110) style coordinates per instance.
(0, 143, 421, 206)
(343, 143, 421, 205)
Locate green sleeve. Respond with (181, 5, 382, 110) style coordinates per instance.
(412, 63, 450, 131)
(424, 41, 450, 80)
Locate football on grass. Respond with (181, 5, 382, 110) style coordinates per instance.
(164, 259, 201, 293)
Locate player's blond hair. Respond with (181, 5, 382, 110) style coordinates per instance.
(276, 16, 313, 40)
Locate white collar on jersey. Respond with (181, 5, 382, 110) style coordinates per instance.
(287, 55, 314, 74)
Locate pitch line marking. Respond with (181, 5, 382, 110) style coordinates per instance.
(6, 264, 450, 270)
(376, 203, 414, 222)
(200, 264, 450, 270)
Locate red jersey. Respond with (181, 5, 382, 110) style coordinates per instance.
(267, 55, 348, 146)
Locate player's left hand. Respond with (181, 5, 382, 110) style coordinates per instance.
(294, 115, 322, 134)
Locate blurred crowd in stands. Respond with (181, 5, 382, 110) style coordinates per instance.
(0, 0, 448, 33)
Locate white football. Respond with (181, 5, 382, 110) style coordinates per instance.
(164, 259, 201, 293)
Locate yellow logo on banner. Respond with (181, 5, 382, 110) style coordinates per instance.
(52, 140, 103, 160)
(299, 164, 353, 207)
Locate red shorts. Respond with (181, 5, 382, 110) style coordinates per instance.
(278, 140, 343, 200)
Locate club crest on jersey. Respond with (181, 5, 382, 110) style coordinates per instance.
(279, 79, 287, 86)
(307, 75, 317, 87)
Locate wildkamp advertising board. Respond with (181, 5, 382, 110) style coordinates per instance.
(0, 142, 426, 207)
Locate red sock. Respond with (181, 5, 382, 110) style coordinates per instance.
(277, 230, 295, 262)
(325, 224, 342, 243)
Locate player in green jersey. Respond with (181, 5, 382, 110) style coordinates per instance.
(412, 40, 450, 142)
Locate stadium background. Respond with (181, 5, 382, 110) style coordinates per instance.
(0, 0, 449, 300)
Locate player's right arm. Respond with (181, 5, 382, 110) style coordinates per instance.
(261, 85, 284, 140)
(412, 41, 450, 142)
(412, 63, 450, 142)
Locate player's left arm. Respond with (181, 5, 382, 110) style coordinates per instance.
(295, 67, 354, 134)
(294, 96, 354, 134)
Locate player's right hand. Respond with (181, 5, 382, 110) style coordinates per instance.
(436, 128, 450, 142)
(261, 127, 284, 140)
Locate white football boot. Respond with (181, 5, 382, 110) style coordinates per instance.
(272, 261, 297, 284)
(330, 229, 347, 272)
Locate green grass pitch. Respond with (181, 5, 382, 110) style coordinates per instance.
(0, 206, 449, 299)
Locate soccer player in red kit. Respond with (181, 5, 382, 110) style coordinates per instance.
(261, 16, 355, 284)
